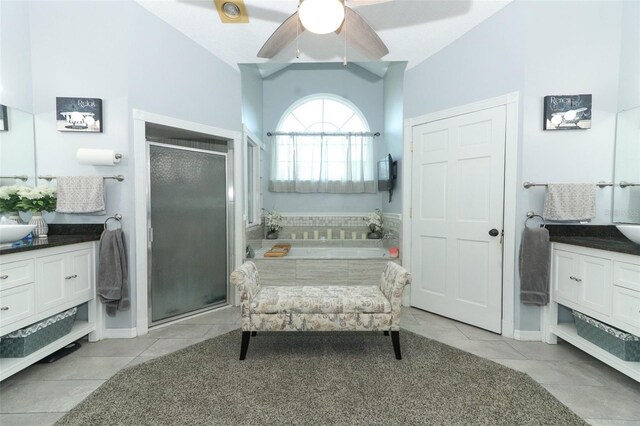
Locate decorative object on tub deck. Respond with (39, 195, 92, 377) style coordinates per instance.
(389, 246, 399, 258)
(98, 218, 130, 317)
(263, 243, 291, 257)
(543, 94, 592, 130)
(76, 148, 122, 166)
(245, 245, 255, 259)
(365, 208, 383, 239)
(0, 104, 7, 131)
(313, 230, 319, 239)
(15, 186, 57, 238)
(230, 261, 412, 360)
(519, 212, 550, 306)
(542, 184, 596, 221)
(263, 208, 282, 239)
(55, 176, 106, 214)
(56, 97, 103, 132)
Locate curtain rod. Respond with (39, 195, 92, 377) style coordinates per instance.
(267, 131, 380, 137)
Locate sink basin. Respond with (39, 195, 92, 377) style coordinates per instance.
(616, 225, 640, 245)
(0, 224, 36, 244)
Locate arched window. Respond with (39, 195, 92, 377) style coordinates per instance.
(270, 95, 376, 194)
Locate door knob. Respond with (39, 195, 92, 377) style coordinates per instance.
(489, 229, 499, 237)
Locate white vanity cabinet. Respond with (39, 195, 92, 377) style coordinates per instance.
(0, 242, 102, 381)
(543, 243, 640, 382)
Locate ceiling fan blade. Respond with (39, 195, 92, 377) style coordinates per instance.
(257, 11, 303, 58)
(337, 7, 389, 59)
(346, 0, 393, 6)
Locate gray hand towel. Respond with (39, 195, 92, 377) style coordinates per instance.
(55, 176, 106, 214)
(519, 226, 550, 306)
(543, 183, 596, 221)
(97, 228, 130, 316)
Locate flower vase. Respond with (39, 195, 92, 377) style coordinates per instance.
(7, 212, 23, 224)
(29, 213, 48, 238)
(266, 231, 279, 240)
(367, 231, 382, 239)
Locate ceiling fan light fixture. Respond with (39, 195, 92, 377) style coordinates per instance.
(299, 0, 345, 35)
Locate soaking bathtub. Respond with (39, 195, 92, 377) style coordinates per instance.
(250, 246, 399, 286)
(255, 247, 390, 260)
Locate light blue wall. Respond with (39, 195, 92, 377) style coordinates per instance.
(127, 3, 241, 130)
(404, 0, 627, 331)
(618, 0, 640, 112)
(0, 0, 33, 112)
(26, 1, 242, 329)
(381, 62, 407, 214)
(239, 64, 264, 137)
(262, 63, 385, 213)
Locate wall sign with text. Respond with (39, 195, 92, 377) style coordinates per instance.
(543, 94, 592, 130)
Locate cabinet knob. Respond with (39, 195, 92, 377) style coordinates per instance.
(569, 276, 582, 282)
(0, 275, 8, 280)
(0, 306, 9, 311)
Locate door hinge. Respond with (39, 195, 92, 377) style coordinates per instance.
(149, 227, 153, 243)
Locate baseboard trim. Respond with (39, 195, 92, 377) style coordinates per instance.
(102, 327, 138, 339)
(513, 329, 542, 341)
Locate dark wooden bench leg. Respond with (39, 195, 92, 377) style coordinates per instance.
(383, 331, 389, 336)
(391, 331, 401, 360)
(240, 331, 251, 360)
(251, 331, 257, 337)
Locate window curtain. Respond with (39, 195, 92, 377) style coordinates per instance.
(269, 134, 376, 193)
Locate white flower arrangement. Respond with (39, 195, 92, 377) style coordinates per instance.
(0, 185, 23, 212)
(365, 208, 383, 233)
(15, 186, 57, 213)
(264, 209, 283, 233)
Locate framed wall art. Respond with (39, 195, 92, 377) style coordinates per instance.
(56, 97, 103, 133)
(543, 94, 592, 130)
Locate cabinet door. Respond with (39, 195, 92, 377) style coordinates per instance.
(35, 254, 67, 313)
(553, 250, 579, 304)
(578, 254, 612, 316)
(67, 249, 93, 302)
(612, 286, 640, 331)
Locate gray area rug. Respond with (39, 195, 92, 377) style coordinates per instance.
(58, 330, 585, 425)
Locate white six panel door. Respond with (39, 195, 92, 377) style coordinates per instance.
(411, 106, 506, 333)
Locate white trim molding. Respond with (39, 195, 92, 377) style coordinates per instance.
(403, 92, 520, 339)
(513, 329, 542, 341)
(102, 327, 138, 339)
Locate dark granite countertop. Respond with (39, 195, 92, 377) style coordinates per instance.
(547, 225, 640, 257)
(0, 224, 103, 256)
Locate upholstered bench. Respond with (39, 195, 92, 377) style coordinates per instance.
(230, 261, 412, 360)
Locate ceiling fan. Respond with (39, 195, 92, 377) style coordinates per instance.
(257, 0, 391, 60)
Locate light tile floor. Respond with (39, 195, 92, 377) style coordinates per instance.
(1, 306, 638, 425)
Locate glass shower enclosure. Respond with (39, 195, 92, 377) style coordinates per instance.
(148, 142, 228, 325)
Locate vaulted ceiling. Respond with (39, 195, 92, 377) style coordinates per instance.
(136, 0, 512, 75)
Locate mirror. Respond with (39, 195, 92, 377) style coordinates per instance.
(612, 105, 640, 224)
(0, 106, 37, 213)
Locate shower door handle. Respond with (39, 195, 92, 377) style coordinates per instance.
(149, 227, 153, 243)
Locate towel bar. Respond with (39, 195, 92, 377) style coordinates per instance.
(38, 175, 125, 182)
(523, 181, 612, 189)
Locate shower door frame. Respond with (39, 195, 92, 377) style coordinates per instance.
(146, 142, 230, 327)
(133, 109, 243, 337)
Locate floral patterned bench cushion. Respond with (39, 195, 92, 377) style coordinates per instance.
(250, 286, 391, 315)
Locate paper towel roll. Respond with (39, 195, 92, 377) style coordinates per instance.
(76, 149, 122, 166)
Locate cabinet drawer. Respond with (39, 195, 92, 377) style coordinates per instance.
(0, 259, 35, 291)
(0, 284, 35, 327)
(614, 261, 640, 293)
(612, 286, 640, 331)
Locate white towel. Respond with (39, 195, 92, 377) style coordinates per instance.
(543, 184, 596, 221)
(55, 176, 106, 214)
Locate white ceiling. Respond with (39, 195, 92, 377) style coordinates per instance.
(136, 0, 512, 76)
